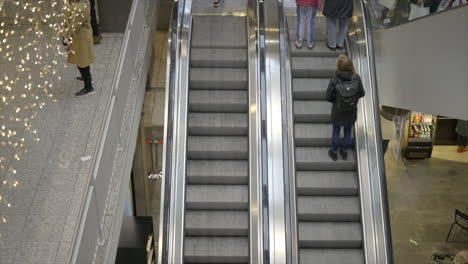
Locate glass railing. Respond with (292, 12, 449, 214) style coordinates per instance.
(367, 0, 468, 29)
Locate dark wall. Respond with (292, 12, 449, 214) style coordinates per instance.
(98, 0, 133, 32)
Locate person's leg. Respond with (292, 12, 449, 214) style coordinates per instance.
(89, 0, 100, 37)
(307, 6, 318, 48)
(326, 17, 337, 49)
(343, 125, 352, 151)
(76, 66, 95, 96)
(337, 17, 350, 49)
(329, 125, 340, 161)
(296, 5, 306, 48)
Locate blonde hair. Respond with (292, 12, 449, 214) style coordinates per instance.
(337, 54, 356, 73)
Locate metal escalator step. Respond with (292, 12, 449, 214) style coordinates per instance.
(187, 136, 248, 160)
(291, 41, 344, 57)
(286, 15, 327, 42)
(192, 16, 247, 49)
(299, 249, 364, 264)
(189, 90, 248, 113)
(293, 100, 331, 123)
(184, 237, 249, 263)
(294, 123, 331, 146)
(296, 171, 359, 196)
(190, 68, 248, 90)
(187, 160, 248, 185)
(298, 222, 362, 248)
(297, 196, 361, 222)
(191, 48, 247, 68)
(295, 147, 356, 171)
(188, 113, 248, 136)
(186, 185, 249, 210)
(185, 210, 248, 236)
(292, 57, 336, 78)
(293, 78, 329, 100)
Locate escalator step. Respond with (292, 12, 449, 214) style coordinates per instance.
(185, 210, 249, 236)
(186, 185, 249, 210)
(293, 100, 331, 123)
(292, 78, 329, 100)
(299, 249, 364, 264)
(188, 113, 248, 136)
(298, 222, 363, 248)
(189, 90, 248, 113)
(295, 147, 356, 171)
(191, 48, 247, 68)
(295, 123, 332, 146)
(187, 160, 248, 185)
(190, 68, 248, 90)
(184, 237, 249, 263)
(290, 41, 344, 57)
(292, 57, 336, 78)
(187, 136, 248, 160)
(297, 196, 361, 221)
(192, 16, 247, 49)
(296, 171, 359, 196)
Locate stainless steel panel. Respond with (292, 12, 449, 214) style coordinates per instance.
(260, 1, 287, 263)
(247, 0, 263, 263)
(349, 0, 394, 263)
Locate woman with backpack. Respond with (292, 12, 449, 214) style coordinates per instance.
(326, 55, 365, 161)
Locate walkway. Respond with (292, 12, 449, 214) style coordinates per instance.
(0, 33, 123, 264)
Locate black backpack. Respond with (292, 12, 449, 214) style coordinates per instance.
(335, 78, 361, 111)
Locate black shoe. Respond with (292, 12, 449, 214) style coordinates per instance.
(336, 45, 344, 51)
(214, 0, 219, 7)
(339, 149, 348, 160)
(328, 149, 338, 161)
(75, 87, 95, 97)
(76, 76, 84, 81)
(326, 43, 336, 51)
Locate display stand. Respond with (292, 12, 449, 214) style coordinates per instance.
(402, 112, 437, 159)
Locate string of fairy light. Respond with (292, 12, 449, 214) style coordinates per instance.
(0, 0, 77, 230)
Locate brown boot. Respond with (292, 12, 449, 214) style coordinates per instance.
(457, 146, 463, 152)
(461, 147, 468, 153)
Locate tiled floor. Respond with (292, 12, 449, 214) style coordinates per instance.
(382, 117, 468, 263)
(0, 33, 123, 264)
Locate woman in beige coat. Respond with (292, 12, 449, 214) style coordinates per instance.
(64, 0, 96, 97)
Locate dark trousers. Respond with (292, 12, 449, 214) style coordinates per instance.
(90, 0, 100, 36)
(78, 66, 93, 90)
(458, 134, 468, 147)
(332, 125, 352, 152)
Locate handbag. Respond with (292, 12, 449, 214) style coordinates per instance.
(409, 2, 430, 20)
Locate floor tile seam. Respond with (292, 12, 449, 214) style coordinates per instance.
(12, 187, 39, 261)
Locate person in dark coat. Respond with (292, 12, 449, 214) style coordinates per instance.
(322, 0, 353, 50)
(456, 119, 468, 153)
(326, 55, 365, 161)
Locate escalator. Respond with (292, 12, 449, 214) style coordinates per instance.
(184, 15, 250, 263)
(286, 16, 364, 263)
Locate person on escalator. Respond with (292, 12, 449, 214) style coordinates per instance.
(326, 55, 365, 161)
(294, 0, 323, 50)
(322, 0, 353, 51)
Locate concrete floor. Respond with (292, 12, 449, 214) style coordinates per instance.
(0, 31, 123, 263)
(382, 117, 468, 263)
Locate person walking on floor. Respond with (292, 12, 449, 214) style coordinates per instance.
(214, 0, 220, 8)
(326, 54, 365, 161)
(295, 0, 323, 49)
(456, 119, 468, 153)
(322, 0, 354, 51)
(63, 0, 96, 97)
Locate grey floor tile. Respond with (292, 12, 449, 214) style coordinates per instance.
(28, 190, 72, 217)
(53, 242, 70, 264)
(22, 212, 67, 242)
(38, 168, 79, 191)
(0, 240, 20, 264)
(14, 241, 59, 264)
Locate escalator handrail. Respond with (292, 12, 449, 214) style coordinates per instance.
(158, 0, 191, 263)
(348, 0, 395, 262)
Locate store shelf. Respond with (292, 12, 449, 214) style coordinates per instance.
(409, 137, 433, 142)
(411, 122, 433, 126)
